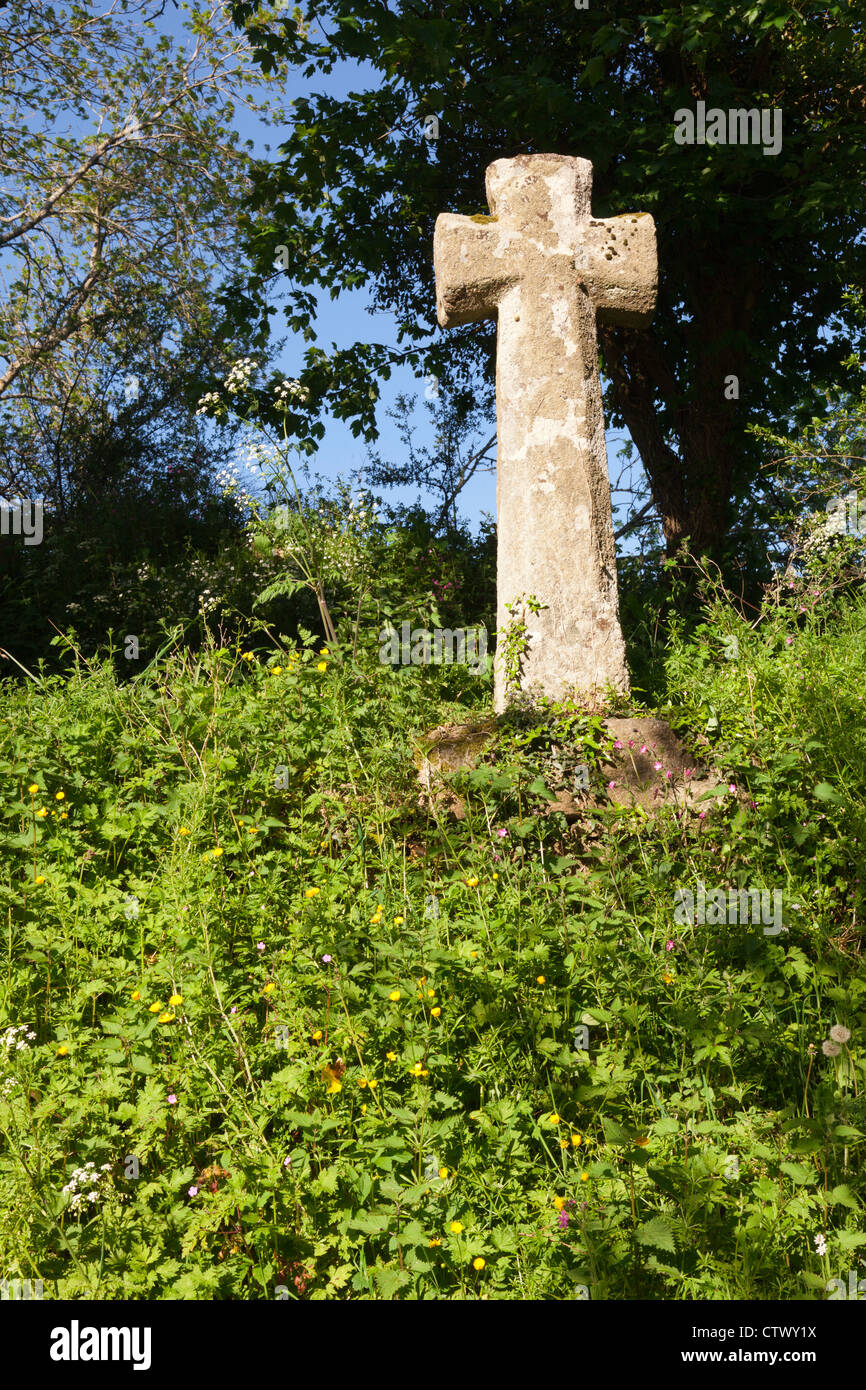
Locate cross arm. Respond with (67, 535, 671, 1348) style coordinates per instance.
(433, 214, 517, 327)
(579, 212, 657, 328)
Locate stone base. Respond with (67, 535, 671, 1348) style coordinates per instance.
(413, 714, 719, 819)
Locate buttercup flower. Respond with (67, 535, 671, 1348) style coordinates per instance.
(386, 1051, 397, 1061)
(27, 783, 39, 795)
(304, 887, 320, 899)
(158, 1012, 174, 1023)
(553, 1196, 566, 1211)
(262, 982, 275, 995)
(571, 1134, 582, 1147)
(34, 875, 45, 885)
(131, 990, 141, 1001)
(465, 876, 479, 888)
(389, 990, 401, 1002)
(211, 847, 223, 858)
(473, 1257, 486, 1270)
(148, 1003, 163, 1013)
(536, 975, 546, 984)
(449, 1221, 463, 1234)
(55, 791, 65, 801)
(431, 1007, 441, 1018)
(316, 661, 328, 672)
(312, 1030, 323, 1040)
(178, 827, 191, 836)
(36, 808, 48, 819)
(168, 994, 183, 1007)
(56, 1044, 69, 1057)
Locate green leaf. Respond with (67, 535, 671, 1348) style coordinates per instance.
(636, 1216, 677, 1253)
(814, 782, 843, 803)
(829, 1185, 859, 1209)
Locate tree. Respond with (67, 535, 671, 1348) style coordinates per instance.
(225, 0, 866, 568)
(363, 390, 495, 533)
(0, 0, 287, 509)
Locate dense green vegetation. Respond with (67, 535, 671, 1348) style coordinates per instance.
(1, 539, 864, 1299)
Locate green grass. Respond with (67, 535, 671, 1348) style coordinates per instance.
(1, 580, 864, 1300)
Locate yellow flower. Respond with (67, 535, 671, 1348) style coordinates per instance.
(554, 1196, 566, 1210)
(371, 913, 383, 924)
(361, 1103, 367, 1114)
(60, 812, 68, 819)
(304, 887, 320, 899)
(131, 990, 141, 1001)
(560, 1140, 569, 1149)
(27, 783, 39, 795)
(549, 1113, 560, 1125)
(470, 950, 478, 958)
(536, 975, 546, 984)
(319, 648, 329, 657)
(492, 872, 499, 880)
(168, 994, 183, 1007)
(271, 665, 283, 675)
(36, 808, 48, 819)
(393, 915, 404, 925)
(262, 982, 275, 995)
(439, 1167, 448, 1180)
(316, 661, 328, 672)
(327, 1078, 342, 1095)
(211, 847, 224, 858)
(178, 827, 191, 836)
(386, 1051, 397, 1061)
(55, 791, 65, 801)
(368, 1078, 377, 1089)
(241, 651, 255, 661)
(449, 1221, 463, 1234)
(148, 1003, 163, 1014)
(571, 1134, 582, 1147)
(427, 989, 435, 998)
(320, 838, 329, 848)
(56, 1044, 69, 1057)
(431, 1007, 441, 1018)
(201, 851, 211, 860)
(248, 825, 258, 834)
(662, 972, 673, 984)
(429, 1238, 442, 1247)
(389, 990, 401, 1002)
(465, 876, 479, 887)
(358, 1077, 367, 1088)
(34, 875, 46, 885)
(580, 1171, 589, 1182)
(312, 1030, 323, 1041)
(158, 1012, 175, 1023)
(473, 1258, 485, 1271)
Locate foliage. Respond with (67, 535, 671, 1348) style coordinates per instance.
(1, 565, 864, 1299)
(225, 0, 866, 565)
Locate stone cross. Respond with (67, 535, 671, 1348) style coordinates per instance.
(434, 154, 657, 711)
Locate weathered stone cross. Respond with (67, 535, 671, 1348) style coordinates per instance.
(434, 154, 657, 711)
